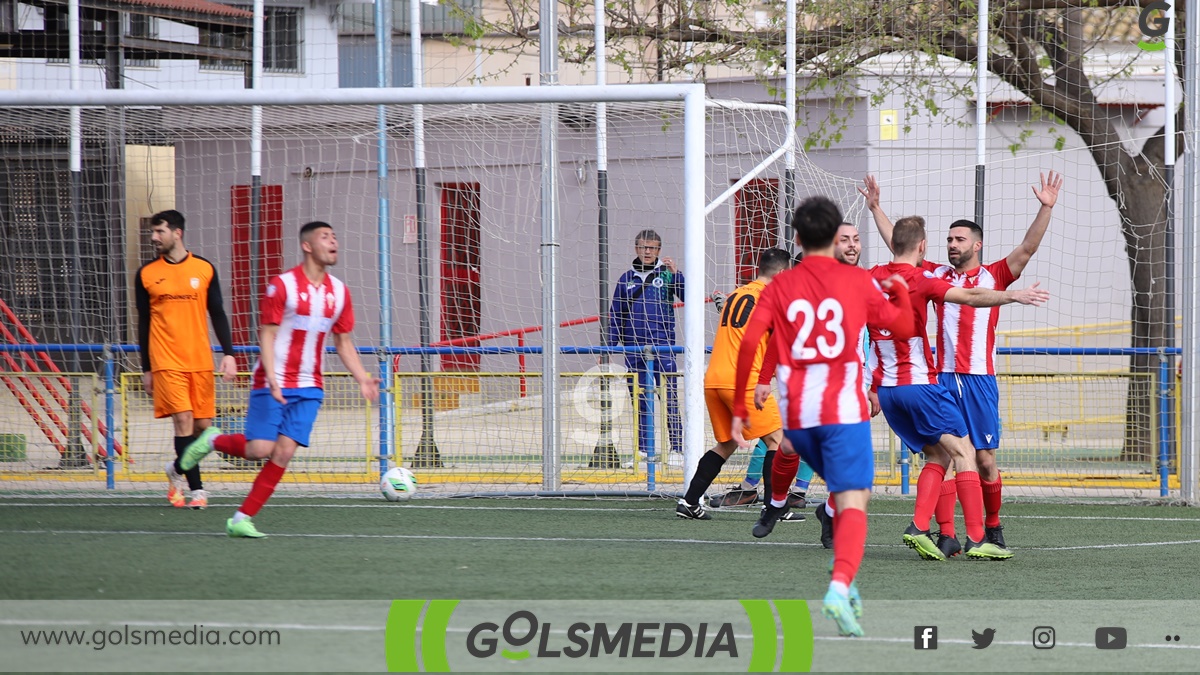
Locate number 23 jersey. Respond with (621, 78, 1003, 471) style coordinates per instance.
(739, 256, 915, 429)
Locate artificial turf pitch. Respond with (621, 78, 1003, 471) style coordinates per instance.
(3, 496, 1199, 671)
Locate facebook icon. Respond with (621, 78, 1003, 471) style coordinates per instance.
(915, 626, 939, 650)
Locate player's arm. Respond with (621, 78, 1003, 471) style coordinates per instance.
(858, 175, 895, 252)
(1006, 171, 1063, 278)
(333, 332, 380, 403)
(671, 269, 685, 303)
(134, 269, 153, 392)
(753, 337, 779, 410)
(944, 283, 1050, 308)
(205, 267, 238, 381)
(258, 323, 284, 403)
(869, 275, 917, 341)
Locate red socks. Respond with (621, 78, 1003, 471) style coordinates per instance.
(936, 479, 957, 538)
(214, 434, 248, 458)
(239, 460, 286, 517)
(912, 464, 947, 531)
(831, 507, 867, 587)
(956, 471, 986, 543)
(770, 452, 800, 504)
(982, 476, 1003, 528)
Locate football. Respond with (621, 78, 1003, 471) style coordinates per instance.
(381, 467, 418, 502)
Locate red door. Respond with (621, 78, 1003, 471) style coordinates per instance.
(439, 183, 482, 371)
(231, 185, 284, 345)
(733, 178, 779, 286)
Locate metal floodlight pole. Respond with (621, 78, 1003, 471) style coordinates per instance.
(783, 0, 797, 253)
(1181, 0, 1198, 504)
(249, 0, 264, 336)
(540, 0, 562, 490)
(374, 0, 394, 474)
(974, 0, 988, 228)
(590, 0, 619, 469)
(411, 0, 441, 469)
(64, 0, 86, 468)
(1163, 0, 1178, 474)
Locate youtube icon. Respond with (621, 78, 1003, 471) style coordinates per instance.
(1095, 627, 1127, 650)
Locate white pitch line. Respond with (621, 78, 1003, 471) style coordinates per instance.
(5, 528, 1200, 552)
(3, 502, 1199, 523)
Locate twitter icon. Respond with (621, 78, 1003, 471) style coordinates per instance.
(972, 628, 996, 649)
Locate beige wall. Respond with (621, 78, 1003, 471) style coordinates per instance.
(124, 145, 176, 345)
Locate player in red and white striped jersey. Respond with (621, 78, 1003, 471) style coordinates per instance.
(730, 196, 917, 637)
(867, 216, 1049, 561)
(862, 171, 1063, 551)
(251, 266, 354, 391)
(177, 221, 380, 539)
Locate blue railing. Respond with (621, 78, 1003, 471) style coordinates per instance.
(0, 344, 1182, 496)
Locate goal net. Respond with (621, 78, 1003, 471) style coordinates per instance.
(0, 85, 816, 498)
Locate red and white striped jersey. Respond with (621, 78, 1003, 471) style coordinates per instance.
(923, 259, 1016, 375)
(868, 262, 952, 387)
(252, 266, 355, 390)
(732, 256, 916, 429)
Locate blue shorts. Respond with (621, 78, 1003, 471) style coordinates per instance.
(877, 385, 969, 454)
(244, 388, 324, 447)
(782, 422, 873, 493)
(938, 373, 1001, 450)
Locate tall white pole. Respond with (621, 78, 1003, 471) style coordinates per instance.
(974, 0, 988, 226)
(412, 0, 441, 468)
(540, 0, 562, 491)
(784, 0, 796, 252)
(590, 0, 619, 468)
(1163, 0, 1178, 486)
(374, 0, 394, 474)
(248, 0, 264, 333)
(1180, 0, 1197, 503)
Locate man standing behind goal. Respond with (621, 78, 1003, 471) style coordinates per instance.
(176, 221, 379, 538)
(861, 171, 1063, 549)
(137, 210, 237, 510)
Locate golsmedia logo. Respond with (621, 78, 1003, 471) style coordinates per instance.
(384, 599, 813, 672)
(465, 609, 737, 660)
(1137, 1, 1171, 52)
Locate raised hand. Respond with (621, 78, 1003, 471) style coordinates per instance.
(1032, 171, 1064, 208)
(858, 175, 881, 211)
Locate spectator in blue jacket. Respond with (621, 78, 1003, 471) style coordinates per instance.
(607, 229, 685, 458)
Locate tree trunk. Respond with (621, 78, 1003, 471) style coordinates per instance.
(1117, 173, 1170, 463)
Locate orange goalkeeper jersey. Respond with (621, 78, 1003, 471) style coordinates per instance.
(705, 278, 772, 390)
(135, 252, 234, 373)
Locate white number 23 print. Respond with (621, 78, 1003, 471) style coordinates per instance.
(786, 298, 846, 360)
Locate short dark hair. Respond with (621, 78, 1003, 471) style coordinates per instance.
(757, 247, 792, 277)
(634, 229, 661, 245)
(892, 216, 927, 256)
(300, 221, 333, 241)
(792, 196, 842, 251)
(949, 219, 983, 240)
(150, 210, 185, 232)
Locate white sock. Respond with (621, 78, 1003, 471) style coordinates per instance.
(825, 503, 836, 518)
(829, 581, 850, 597)
(231, 511, 249, 524)
(770, 498, 787, 508)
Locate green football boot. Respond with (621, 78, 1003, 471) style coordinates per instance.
(821, 587, 864, 637)
(964, 536, 1013, 560)
(226, 517, 266, 539)
(178, 426, 221, 472)
(902, 523, 947, 561)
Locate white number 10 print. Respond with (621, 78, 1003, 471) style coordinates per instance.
(787, 298, 846, 360)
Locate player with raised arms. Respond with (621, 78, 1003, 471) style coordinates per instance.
(731, 196, 918, 637)
(867, 215, 1049, 560)
(862, 172, 1062, 552)
(175, 221, 380, 538)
